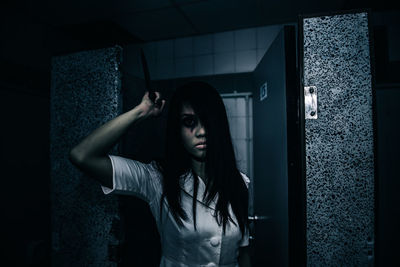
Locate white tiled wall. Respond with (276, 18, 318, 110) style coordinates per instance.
(222, 96, 253, 173)
(131, 24, 282, 80)
(235, 50, 257, 73)
(222, 95, 254, 214)
(235, 28, 257, 50)
(193, 34, 213, 55)
(215, 52, 234, 74)
(194, 54, 213, 76)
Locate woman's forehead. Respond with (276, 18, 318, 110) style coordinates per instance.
(181, 104, 195, 114)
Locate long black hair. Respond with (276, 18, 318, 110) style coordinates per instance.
(158, 81, 249, 236)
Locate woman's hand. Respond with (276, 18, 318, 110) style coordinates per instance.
(137, 91, 166, 118)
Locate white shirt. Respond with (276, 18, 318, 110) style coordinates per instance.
(102, 155, 250, 267)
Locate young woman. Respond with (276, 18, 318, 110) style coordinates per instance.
(69, 81, 252, 267)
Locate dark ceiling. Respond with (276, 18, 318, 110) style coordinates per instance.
(26, 0, 395, 44)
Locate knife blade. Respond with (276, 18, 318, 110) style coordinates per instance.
(140, 49, 156, 103)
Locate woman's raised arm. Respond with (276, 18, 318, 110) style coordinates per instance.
(69, 92, 165, 188)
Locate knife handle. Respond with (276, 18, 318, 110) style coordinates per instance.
(149, 91, 156, 103)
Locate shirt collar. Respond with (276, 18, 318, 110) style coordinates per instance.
(180, 171, 217, 210)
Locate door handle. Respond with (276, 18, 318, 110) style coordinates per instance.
(248, 215, 269, 241)
(248, 215, 269, 221)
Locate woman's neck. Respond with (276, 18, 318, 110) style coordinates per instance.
(191, 158, 206, 182)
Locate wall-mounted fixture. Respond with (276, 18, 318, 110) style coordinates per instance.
(304, 86, 317, 119)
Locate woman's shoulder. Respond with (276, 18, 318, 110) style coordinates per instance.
(149, 158, 165, 173)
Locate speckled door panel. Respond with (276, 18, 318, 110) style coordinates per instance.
(302, 13, 375, 266)
(50, 46, 122, 266)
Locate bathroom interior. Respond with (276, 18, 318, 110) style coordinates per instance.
(1, 1, 399, 266)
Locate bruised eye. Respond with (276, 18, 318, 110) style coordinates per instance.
(182, 115, 197, 128)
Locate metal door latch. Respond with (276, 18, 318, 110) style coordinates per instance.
(248, 215, 269, 240)
(305, 86, 317, 119)
(248, 215, 269, 221)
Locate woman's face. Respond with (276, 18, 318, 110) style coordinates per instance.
(180, 104, 207, 160)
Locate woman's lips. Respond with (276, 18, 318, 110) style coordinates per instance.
(195, 143, 207, 149)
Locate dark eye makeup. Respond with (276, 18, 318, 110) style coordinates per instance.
(181, 115, 198, 128)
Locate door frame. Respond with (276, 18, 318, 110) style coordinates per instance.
(286, 24, 307, 267)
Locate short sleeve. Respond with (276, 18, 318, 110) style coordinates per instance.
(239, 172, 250, 247)
(101, 155, 161, 203)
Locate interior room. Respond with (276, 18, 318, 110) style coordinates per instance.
(1, 0, 399, 266)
